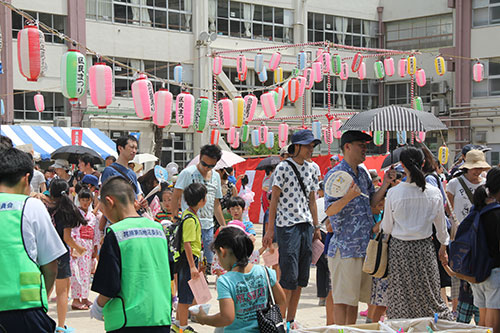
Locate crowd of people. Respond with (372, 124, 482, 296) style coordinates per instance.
(0, 130, 499, 333)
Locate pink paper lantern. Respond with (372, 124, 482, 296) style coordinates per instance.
(279, 140, 288, 149)
(269, 52, 281, 71)
(322, 52, 331, 73)
(398, 58, 407, 78)
(213, 56, 223, 75)
(175, 92, 195, 128)
(274, 86, 286, 111)
(316, 48, 324, 61)
(260, 92, 276, 119)
(210, 129, 220, 145)
(231, 132, 240, 149)
(324, 128, 333, 144)
(227, 126, 237, 144)
(89, 63, 113, 109)
(288, 78, 300, 103)
(153, 89, 173, 128)
(304, 68, 314, 89)
(312, 62, 323, 82)
(351, 53, 363, 72)
(416, 68, 427, 87)
(358, 62, 366, 80)
(384, 57, 395, 77)
(259, 125, 268, 144)
(17, 24, 45, 82)
(243, 94, 257, 124)
(278, 123, 289, 143)
(297, 76, 306, 97)
(333, 119, 342, 139)
(131, 74, 154, 120)
(416, 131, 426, 143)
(34, 92, 44, 112)
(473, 62, 484, 82)
(237, 54, 247, 75)
(217, 98, 234, 130)
(340, 62, 349, 80)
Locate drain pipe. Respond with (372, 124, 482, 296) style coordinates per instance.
(377, 6, 384, 107)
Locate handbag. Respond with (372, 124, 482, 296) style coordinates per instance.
(256, 267, 285, 333)
(362, 231, 390, 278)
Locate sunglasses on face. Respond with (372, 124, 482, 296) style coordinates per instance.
(200, 160, 216, 169)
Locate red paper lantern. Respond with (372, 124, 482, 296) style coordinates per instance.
(34, 92, 44, 112)
(17, 24, 45, 82)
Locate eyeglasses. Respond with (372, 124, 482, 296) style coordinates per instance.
(200, 160, 216, 169)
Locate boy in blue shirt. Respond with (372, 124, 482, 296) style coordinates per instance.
(226, 196, 256, 237)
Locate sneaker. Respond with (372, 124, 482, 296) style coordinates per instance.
(181, 326, 197, 333)
(318, 298, 326, 306)
(451, 311, 458, 320)
(205, 263, 212, 276)
(359, 309, 368, 317)
(171, 322, 180, 333)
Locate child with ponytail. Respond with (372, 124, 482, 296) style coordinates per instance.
(192, 226, 286, 332)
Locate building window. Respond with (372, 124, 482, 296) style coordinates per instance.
(161, 132, 194, 169)
(87, 0, 193, 32)
(385, 14, 453, 50)
(12, 11, 66, 44)
(387, 82, 431, 105)
(473, 0, 500, 27)
(307, 12, 378, 47)
(491, 151, 500, 165)
(312, 77, 378, 110)
(211, 1, 293, 43)
(13, 90, 67, 121)
(472, 58, 500, 97)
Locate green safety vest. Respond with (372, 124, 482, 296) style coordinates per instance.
(0, 193, 49, 312)
(103, 217, 172, 331)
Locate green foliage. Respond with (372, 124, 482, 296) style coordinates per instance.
(242, 134, 281, 156)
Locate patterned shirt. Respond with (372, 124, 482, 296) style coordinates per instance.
(325, 160, 375, 259)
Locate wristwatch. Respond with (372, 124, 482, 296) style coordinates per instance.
(314, 224, 321, 229)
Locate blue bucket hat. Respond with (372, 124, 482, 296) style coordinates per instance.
(82, 174, 99, 188)
(288, 129, 322, 154)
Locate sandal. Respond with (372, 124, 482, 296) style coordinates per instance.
(55, 325, 75, 332)
(82, 299, 93, 307)
(71, 302, 89, 310)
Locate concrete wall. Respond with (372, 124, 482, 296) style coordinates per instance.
(12, 0, 66, 15)
(381, 0, 451, 21)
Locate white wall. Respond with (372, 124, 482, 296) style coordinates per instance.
(381, 0, 451, 21)
(12, 0, 67, 15)
(471, 26, 500, 59)
(306, 0, 380, 21)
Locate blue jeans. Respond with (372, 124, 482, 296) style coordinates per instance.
(201, 227, 214, 264)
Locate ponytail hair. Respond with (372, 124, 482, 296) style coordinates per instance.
(474, 167, 500, 209)
(49, 179, 87, 228)
(400, 147, 426, 192)
(212, 226, 254, 268)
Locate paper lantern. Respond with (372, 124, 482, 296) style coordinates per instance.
(358, 62, 366, 80)
(297, 76, 306, 97)
(413, 96, 423, 111)
(304, 68, 314, 89)
(384, 57, 395, 77)
(255, 53, 264, 74)
(258, 65, 268, 83)
(323, 128, 333, 144)
(251, 129, 260, 147)
(312, 121, 322, 140)
(416, 132, 426, 143)
(175, 92, 194, 128)
(269, 52, 281, 71)
(312, 62, 323, 82)
(217, 98, 234, 130)
(233, 96, 244, 128)
(193, 96, 210, 132)
(213, 56, 223, 75)
(231, 132, 240, 149)
(259, 125, 268, 144)
(398, 58, 407, 78)
(373, 131, 384, 146)
(288, 78, 300, 103)
(210, 129, 220, 145)
(435, 56, 446, 76)
(0, 99, 4, 116)
(237, 54, 247, 75)
(416, 69, 426, 87)
(297, 51, 306, 70)
(243, 94, 257, 124)
(61, 49, 86, 104)
(274, 66, 283, 84)
(279, 140, 287, 149)
(374, 61, 385, 79)
(438, 146, 449, 164)
(316, 48, 324, 61)
(332, 54, 341, 75)
(227, 126, 237, 144)
(89, 63, 113, 109)
(322, 52, 331, 73)
(351, 53, 363, 72)
(407, 56, 416, 75)
(473, 62, 484, 82)
(396, 131, 407, 145)
(174, 64, 183, 84)
(238, 68, 247, 82)
(340, 62, 349, 81)
(278, 123, 289, 143)
(260, 92, 277, 119)
(271, 91, 279, 111)
(34, 92, 44, 112)
(131, 74, 154, 120)
(17, 24, 45, 82)
(274, 86, 286, 111)
(265, 132, 274, 149)
(333, 119, 342, 139)
(153, 89, 173, 128)
(241, 124, 250, 143)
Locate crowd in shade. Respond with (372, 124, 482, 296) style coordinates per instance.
(0, 130, 499, 333)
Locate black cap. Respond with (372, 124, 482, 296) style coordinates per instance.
(340, 131, 372, 148)
(461, 144, 491, 156)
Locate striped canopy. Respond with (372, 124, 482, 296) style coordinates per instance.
(340, 105, 447, 132)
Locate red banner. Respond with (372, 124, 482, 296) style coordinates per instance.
(72, 129, 83, 145)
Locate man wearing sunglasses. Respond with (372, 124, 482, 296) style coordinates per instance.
(172, 145, 226, 275)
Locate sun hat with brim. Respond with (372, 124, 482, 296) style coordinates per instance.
(287, 130, 321, 154)
(227, 220, 249, 235)
(459, 149, 491, 170)
(51, 159, 70, 170)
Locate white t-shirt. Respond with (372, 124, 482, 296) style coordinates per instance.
(447, 175, 485, 224)
(22, 198, 67, 265)
(316, 196, 328, 233)
(30, 170, 45, 193)
(310, 161, 321, 181)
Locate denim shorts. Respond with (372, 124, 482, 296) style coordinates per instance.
(56, 252, 71, 280)
(177, 255, 199, 305)
(471, 267, 500, 309)
(276, 223, 313, 290)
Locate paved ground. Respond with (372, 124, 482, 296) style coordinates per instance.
(49, 223, 367, 332)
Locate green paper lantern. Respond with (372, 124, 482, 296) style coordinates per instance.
(61, 49, 86, 104)
(241, 124, 250, 143)
(194, 97, 210, 133)
(373, 131, 384, 146)
(332, 54, 341, 75)
(413, 96, 423, 111)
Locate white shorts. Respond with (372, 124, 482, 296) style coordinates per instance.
(471, 268, 500, 309)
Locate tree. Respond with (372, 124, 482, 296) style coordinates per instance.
(242, 134, 280, 156)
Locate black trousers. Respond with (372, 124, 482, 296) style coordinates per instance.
(0, 308, 56, 333)
(316, 231, 330, 298)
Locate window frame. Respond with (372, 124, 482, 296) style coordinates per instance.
(13, 90, 67, 121)
(12, 11, 66, 44)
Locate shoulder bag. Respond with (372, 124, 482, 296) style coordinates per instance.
(362, 231, 390, 278)
(256, 267, 285, 333)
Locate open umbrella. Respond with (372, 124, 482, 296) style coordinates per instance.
(381, 146, 407, 169)
(51, 145, 104, 164)
(256, 156, 281, 170)
(187, 150, 245, 170)
(132, 153, 158, 164)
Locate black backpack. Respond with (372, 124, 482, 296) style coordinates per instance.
(167, 213, 195, 261)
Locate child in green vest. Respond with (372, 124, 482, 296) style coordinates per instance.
(90, 176, 172, 332)
(172, 182, 207, 333)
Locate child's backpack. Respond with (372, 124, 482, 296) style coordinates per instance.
(167, 213, 195, 261)
(449, 202, 500, 283)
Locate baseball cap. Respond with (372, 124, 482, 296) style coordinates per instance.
(461, 144, 491, 156)
(51, 159, 70, 170)
(82, 174, 99, 187)
(287, 130, 322, 154)
(340, 131, 373, 148)
(330, 154, 340, 161)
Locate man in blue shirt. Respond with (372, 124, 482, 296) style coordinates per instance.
(324, 131, 395, 325)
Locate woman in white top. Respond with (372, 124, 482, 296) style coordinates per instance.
(381, 147, 452, 320)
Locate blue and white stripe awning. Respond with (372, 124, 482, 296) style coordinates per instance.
(0, 125, 117, 160)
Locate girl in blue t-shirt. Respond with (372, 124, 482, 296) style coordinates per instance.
(192, 226, 286, 332)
